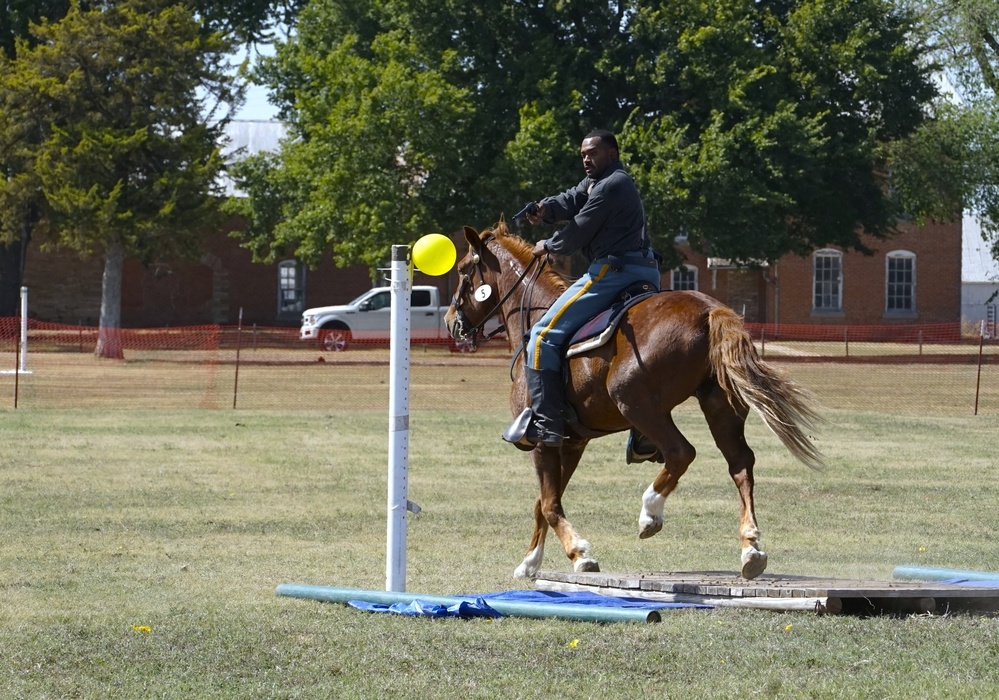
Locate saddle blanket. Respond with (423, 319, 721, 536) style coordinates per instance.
(566, 288, 659, 358)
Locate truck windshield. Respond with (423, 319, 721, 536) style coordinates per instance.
(349, 288, 433, 307)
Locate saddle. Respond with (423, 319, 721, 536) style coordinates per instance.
(565, 283, 659, 358)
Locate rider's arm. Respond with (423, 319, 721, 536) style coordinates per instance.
(540, 178, 591, 225)
(543, 175, 617, 257)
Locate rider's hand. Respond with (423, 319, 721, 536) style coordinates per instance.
(526, 203, 546, 225)
(532, 239, 549, 257)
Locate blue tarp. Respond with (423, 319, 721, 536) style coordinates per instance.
(348, 589, 708, 619)
(348, 598, 502, 618)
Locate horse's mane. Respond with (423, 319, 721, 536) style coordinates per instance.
(482, 219, 568, 292)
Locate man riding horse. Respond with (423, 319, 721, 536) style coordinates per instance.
(507, 128, 661, 449)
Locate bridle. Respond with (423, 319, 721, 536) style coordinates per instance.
(449, 234, 546, 346)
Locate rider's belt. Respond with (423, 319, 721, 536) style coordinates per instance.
(594, 250, 658, 271)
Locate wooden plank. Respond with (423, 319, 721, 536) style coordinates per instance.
(533, 570, 999, 615)
(536, 579, 839, 614)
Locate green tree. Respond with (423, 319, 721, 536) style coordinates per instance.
(624, 0, 935, 264)
(0, 0, 302, 317)
(230, 0, 937, 273)
(0, 0, 237, 357)
(892, 0, 999, 258)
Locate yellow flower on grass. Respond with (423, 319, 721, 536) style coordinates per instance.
(132, 625, 152, 633)
(784, 624, 793, 632)
(568, 639, 579, 649)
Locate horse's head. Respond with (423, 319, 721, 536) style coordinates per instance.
(444, 225, 503, 343)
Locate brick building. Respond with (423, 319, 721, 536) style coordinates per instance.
(21, 215, 961, 330)
(21, 222, 442, 328)
(667, 219, 962, 327)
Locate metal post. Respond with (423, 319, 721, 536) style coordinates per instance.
(19, 286, 27, 373)
(386, 245, 413, 592)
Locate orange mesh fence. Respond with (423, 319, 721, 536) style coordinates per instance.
(746, 322, 964, 344)
(1, 317, 998, 416)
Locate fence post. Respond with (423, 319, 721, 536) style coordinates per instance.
(975, 321, 984, 415)
(233, 308, 244, 410)
(844, 327, 849, 357)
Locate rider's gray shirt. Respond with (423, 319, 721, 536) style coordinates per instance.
(540, 161, 648, 262)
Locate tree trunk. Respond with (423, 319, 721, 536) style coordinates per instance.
(0, 243, 24, 318)
(0, 209, 35, 317)
(95, 235, 125, 360)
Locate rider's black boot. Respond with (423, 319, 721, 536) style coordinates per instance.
(503, 368, 565, 449)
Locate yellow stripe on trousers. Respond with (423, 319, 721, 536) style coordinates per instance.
(532, 263, 610, 370)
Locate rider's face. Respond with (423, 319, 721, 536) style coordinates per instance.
(580, 136, 617, 179)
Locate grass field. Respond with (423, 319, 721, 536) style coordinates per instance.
(1, 376, 998, 698)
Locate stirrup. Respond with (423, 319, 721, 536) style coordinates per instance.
(626, 429, 663, 464)
(502, 408, 536, 451)
(503, 408, 564, 449)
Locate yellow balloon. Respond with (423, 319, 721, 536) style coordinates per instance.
(412, 233, 457, 276)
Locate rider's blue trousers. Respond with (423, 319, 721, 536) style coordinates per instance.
(527, 254, 661, 372)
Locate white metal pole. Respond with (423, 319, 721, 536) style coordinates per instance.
(386, 245, 412, 592)
(19, 286, 27, 373)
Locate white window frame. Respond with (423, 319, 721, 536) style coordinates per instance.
(812, 249, 843, 312)
(277, 259, 306, 317)
(671, 264, 698, 291)
(885, 250, 916, 314)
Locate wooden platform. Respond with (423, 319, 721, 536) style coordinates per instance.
(534, 570, 999, 615)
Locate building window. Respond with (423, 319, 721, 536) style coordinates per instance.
(278, 260, 305, 317)
(813, 250, 842, 311)
(886, 251, 915, 313)
(671, 265, 698, 291)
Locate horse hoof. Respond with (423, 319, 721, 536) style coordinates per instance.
(638, 520, 663, 539)
(740, 551, 768, 580)
(514, 546, 544, 579)
(574, 558, 600, 573)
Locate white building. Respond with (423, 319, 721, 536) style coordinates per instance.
(962, 213, 999, 334)
(220, 119, 287, 196)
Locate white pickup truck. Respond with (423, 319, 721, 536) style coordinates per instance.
(300, 285, 499, 351)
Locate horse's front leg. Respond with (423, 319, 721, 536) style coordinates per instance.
(513, 497, 548, 578)
(515, 441, 596, 577)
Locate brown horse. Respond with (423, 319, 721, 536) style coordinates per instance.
(444, 221, 823, 580)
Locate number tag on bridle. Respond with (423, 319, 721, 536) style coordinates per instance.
(474, 285, 492, 302)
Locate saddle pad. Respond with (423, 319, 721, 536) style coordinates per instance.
(566, 290, 659, 357)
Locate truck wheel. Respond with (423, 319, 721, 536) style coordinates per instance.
(321, 327, 350, 352)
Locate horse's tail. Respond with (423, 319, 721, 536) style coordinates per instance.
(707, 307, 825, 469)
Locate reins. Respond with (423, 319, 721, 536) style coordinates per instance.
(507, 253, 550, 378)
(454, 234, 543, 340)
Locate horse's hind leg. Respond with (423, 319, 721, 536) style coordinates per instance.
(515, 441, 595, 578)
(697, 381, 766, 579)
(626, 413, 697, 539)
(514, 497, 548, 578)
